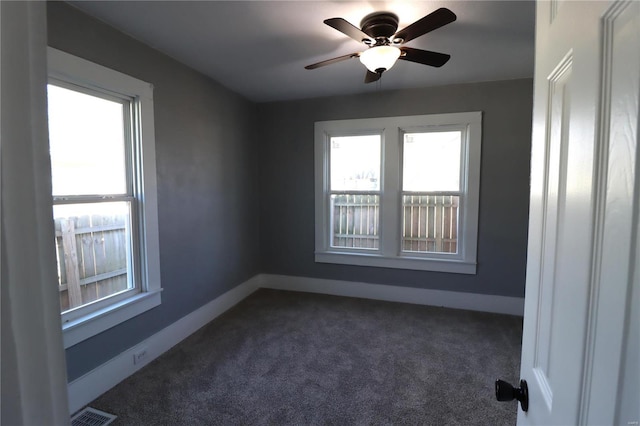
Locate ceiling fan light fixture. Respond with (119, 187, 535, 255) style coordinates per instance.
(359, 45, 401, 73)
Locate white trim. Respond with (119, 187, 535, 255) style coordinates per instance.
(314, 112, 482, 274)
(48, 47, 153, 96)
(260, 274, 524, 316)
(67, 273, 521, 414)
(47, 47, 162, 346)
(67, 275, 262, 414)
(63, 290, 162, 348)
(582, 2, 639, 424)
(2, 2, 70, 423)
(315, 252, 476, 274)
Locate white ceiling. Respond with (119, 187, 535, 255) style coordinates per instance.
(68, 1, 535, 103)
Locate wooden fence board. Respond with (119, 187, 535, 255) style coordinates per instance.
(96, 275, 128, 299)
(76, 215, 92, 280)
(333, 194, 459, 254)
(61, 219, 82, 309)
(331, 194, 379, 249)
(93, 213, 107, 276)
(55, 212, 129, 312)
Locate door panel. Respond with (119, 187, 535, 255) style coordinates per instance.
(582, 2, 639, 424)
(519, 1, 639, 424)
(531, 54, 573, 413)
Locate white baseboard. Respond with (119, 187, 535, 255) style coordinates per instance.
(260, 274, 525, 316)
(67, 275, 262, 415)
(67, 273, 522, 414)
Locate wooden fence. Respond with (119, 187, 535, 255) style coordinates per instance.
(55, 213, 130, 312)
(331, 194, 458, 253)
(331, 194, 379, 249)
(402, 195, 458, 253)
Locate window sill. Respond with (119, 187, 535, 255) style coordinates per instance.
(315, 251, 477, 274)
(62, 289, 162, 348)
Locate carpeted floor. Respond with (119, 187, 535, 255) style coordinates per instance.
(90, 289, 523, 425)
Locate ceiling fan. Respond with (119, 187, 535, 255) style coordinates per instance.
(305, 8, 456, 83)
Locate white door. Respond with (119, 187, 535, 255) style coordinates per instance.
(517, 0, 639, 425)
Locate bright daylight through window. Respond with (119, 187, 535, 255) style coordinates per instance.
(47, 48, 161, 348)
(315, 112, 481, 274)
(48, 84, 135, 314)
(330, 135, 381, 249)
(402, 131, 461, 254)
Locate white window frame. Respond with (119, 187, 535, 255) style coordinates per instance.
(314, 112, 482, 274)
(48, 48, 162, 348)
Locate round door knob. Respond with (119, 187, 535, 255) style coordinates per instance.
(495, 379, 529, 412)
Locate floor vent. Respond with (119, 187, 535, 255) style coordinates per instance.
(71, 407, 117, 426)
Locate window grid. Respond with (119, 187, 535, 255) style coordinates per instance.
(328, 133, 381, 250)
(315, 112, 481, 274)
(49, 47, 161, 348)
(401, 193, 460, 254)
(330, 192, 380, 249)
(48, 82, 141, 320)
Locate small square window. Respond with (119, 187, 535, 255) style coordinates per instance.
(330, 194, 380, 249)
(48, 85, 128, 196)
(330, 135, 381, 191)
(402, 131, 461, 192)
(53, 202, 135, 313)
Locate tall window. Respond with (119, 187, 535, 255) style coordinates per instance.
(330, 135, 381, 249)
(49, 83, 136, 314)
(315, 112, 481, 274)
(48, 48, 161, 348)
(401, 131, 461, 254)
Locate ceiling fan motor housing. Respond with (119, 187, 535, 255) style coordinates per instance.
(305, 7, 456, 81)
(360, 12, 399, 43)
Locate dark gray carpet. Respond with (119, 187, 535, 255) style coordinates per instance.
(90, 289, 523, 425)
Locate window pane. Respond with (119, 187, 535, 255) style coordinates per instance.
(330, 194, 379, 249)
(330, 135, 380, 191)
(401, 195, 458, 254)
(403, 132, 461, 192)
(48, 84, 127, 196)
(53, 201, 134, 313)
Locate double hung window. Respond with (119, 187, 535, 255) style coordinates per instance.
(315, 112, 482, 274)
(47, 48, 161, 347)
(329, 135, 381, 249)
(401, 130, 462, 254)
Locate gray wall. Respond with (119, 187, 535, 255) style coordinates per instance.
(48, 2, 533, 383)
(257, 79, 533, 298)
(48, 3, 261, 381)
